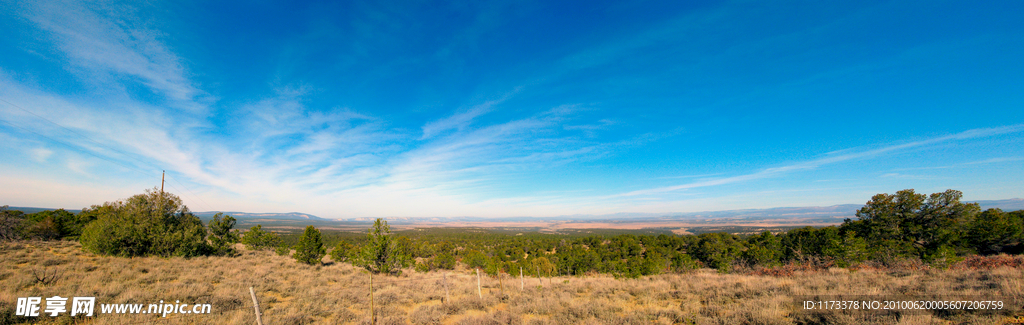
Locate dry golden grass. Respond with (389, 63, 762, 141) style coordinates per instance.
(1, 241, 1022, 324)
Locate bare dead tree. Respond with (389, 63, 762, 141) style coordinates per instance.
(31, 267, 64, 286)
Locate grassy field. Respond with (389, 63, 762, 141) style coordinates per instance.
(1, 241, 1022, 324)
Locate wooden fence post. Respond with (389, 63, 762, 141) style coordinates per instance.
(476, 268, 482, 299)
(520, 267, 524, 291)
(369, 271, 375, 325)
(443, 272, 450, 304)
(498, 272, 504, 299)
(249, 287, 263, 325)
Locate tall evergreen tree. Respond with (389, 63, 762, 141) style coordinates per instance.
(854, 189, 979, 260)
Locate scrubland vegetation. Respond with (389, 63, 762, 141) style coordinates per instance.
(2, 240, 1023, 324)
(2, 188, 1024, 323)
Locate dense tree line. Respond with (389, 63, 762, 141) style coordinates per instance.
(330, 189, 1021, 278)
(3, 188, 1021, 275)
(0, 206, 92, 241)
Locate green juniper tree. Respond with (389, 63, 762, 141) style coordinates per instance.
(854, 189, 979, 262)
(207, 213, 239, 255)
(356, 218, 410, 275)
(79, 188, 210, 257)
(0, 206, 26, 241)
(692, 232, 743, 273)
(329, 240, 357, 263)
(968, 208, 1023, 254)
(241, 224, 283, 250)
(743, 231, 782, 267)
(292, 226, 326, 265)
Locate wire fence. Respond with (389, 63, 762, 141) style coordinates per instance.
(14, 266, 573, 325)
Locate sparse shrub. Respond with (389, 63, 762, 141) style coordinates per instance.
(0, 300, 33, 325)
(454, 297, 489, 311)
(379, 316, 409, 325)
(415, 258, 433, 272)
(293, 226, 326, 265)
(434, 252, 456, 270)
(22, 209, 84, 240)
(954, 254, 1024, 269)
(457, 310, 520, 325)
(207, 213, 239, 255)
(925, 245, 963, 269)
(354, 218, 410, 275)
(23, 216, 61, 240)
(462, 249, 488, 269)
(279, 313, 313, 324)
(374, 291, 399, 306)
(41, 258, 64, 266)
(410, 304, 445, 325)
(0, 206, 26, 241)
(275, 245, 291, 256)
(79, 189, 211, 257)
(1, 240, 1022, 325)
(329, 240, 358, 263)
(242, 224, 283, 250)
(532, 257, 556, 276)
(437, 300, 462, 315)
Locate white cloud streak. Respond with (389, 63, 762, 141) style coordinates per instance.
(3, 1, 1021, 218)
(22, 0, 208, 110)
(419, 89, 521, 140)
(608, 125, 1024, 199)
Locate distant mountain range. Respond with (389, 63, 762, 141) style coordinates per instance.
(339, 199, 1023, 223)
(975, 198, 1024, 211)
(5, 199, 1021, 222)
(3, 207, 82, 214)
(192, 211, 329, 221)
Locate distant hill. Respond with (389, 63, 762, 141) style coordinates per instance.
(340, 200, 1022, 225)
(342, 204, 866, 222)
(192, 211, 328, 221)
(974, 199, 1024, 211)
(3, 206, 82, 214)
(6, 198, 1021, 223)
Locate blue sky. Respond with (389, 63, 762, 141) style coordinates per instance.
(1, 0, 1022, 218)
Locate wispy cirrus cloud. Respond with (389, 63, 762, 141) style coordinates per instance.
(893, 156, 1024, 171)
(21, 0, 209, 110)
(384, 105, 601, 189)
(421, 102, 494, 140)
(3, 0, 1022, 218)
(2, 4, 614, 215)
(608, 124, 1024, 199)
(30, 148, 53, 163)
(420, 89, 524, 140)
